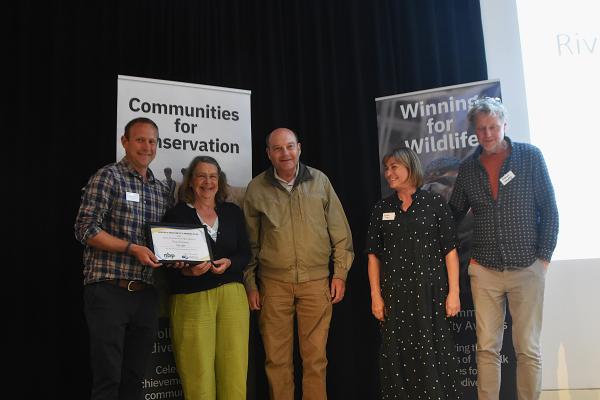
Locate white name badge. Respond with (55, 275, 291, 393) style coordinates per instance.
(382, 212, 396, 221)
(126, 192, 140, 202)
(500, 170, 516, 186)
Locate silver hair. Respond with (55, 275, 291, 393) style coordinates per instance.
(467, 97, 506, 129)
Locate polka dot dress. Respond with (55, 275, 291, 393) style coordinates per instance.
(366, 189, 463, 400)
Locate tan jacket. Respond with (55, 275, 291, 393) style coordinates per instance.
(243, 164, 354, 291)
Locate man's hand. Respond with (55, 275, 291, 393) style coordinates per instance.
(130, 244, 162, 269)
(330, 278, 346, 304)
(247, 290, 261, 310)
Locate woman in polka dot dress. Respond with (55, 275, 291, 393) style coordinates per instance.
(366, 147, 463, 399)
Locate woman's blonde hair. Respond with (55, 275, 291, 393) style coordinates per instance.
(382, 147, 424, 188)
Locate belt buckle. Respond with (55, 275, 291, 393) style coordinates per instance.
(127, 280, 136, 292)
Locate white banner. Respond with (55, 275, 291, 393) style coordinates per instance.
(117, 75, 252, 204)
(116, 75, 252, 400)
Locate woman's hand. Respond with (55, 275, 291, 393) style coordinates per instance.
(211, 258, 232, 274)
(181, 261, 212, 276)
(167, 261, 189, 269)
(445, 290, 461, 317)
(371, 293, 386, 322)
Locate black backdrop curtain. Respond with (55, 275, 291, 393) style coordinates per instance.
(12, 1, 487, 398)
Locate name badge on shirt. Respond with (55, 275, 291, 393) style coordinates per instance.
(382, 212, 396, 221)
(126, 192, 140, 202)
(500, 170, 516, 186)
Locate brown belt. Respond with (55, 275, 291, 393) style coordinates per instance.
(105, 279, 149, 292)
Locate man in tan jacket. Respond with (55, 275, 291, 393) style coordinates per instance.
(244, 127, 354, 400)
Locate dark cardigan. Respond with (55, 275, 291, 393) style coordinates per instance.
(161, 201, 250, 294)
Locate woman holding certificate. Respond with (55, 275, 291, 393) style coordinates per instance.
(365, 147, 463, 399)
(162, 155, 250, 400)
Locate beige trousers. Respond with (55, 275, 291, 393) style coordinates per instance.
(469, 259, 547, 400)
(258, 277, 332, 400)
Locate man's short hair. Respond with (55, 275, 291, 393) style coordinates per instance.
(124, 117, 159, 139)
(265, 128, 299, 148)
(467, 97, 506, 129)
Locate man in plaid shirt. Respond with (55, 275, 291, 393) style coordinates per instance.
(75, 117, 173, 400)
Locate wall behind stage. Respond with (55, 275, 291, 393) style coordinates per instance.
(11, 1, 488, 398)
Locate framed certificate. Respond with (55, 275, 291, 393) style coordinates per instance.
(147, 223, 213, 264)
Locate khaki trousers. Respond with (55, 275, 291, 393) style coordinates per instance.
(259, 277, 332, 400)
(469, 259, 547, 400)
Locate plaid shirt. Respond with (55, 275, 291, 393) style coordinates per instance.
(74, 158, 173, 284)
(449, 137, 559, 270)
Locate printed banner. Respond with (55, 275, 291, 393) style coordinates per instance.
(117, 75, 252, 205)
(375, 80, 518, 400)
(117, 75, 252, 400)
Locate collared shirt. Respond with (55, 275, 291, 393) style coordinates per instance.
(273, 164, 299, 192)
(74, 158, 173, 284)
(449, 137, 559, 270)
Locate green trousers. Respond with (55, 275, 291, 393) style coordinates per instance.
(170, 282, 249, 400)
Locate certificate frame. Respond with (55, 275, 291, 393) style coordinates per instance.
(147, 222, 214, 264)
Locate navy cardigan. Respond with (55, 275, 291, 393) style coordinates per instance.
(161, 201, 251, 294)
